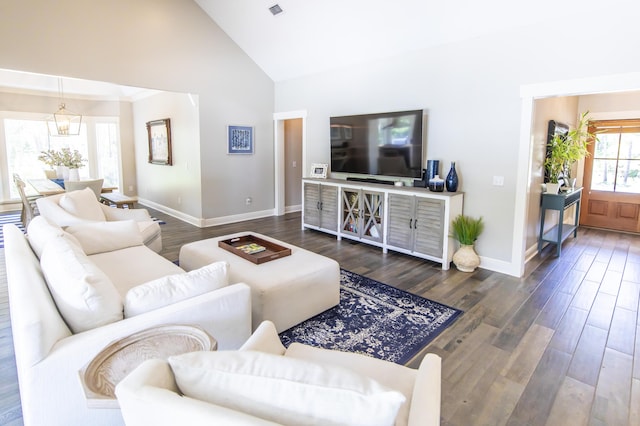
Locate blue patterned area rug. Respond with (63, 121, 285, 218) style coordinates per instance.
(0, 212, 24, 249)
(279, 269, 462, 364)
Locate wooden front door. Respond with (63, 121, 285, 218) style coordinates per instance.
(580, 119, 640, 233)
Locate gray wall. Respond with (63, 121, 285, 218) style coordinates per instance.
(0, 0, 274, 221)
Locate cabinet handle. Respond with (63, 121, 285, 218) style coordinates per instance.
(414, 219, 418, 229)
(320, 202, 323, 210)
(409, 218, 413, 228)
(317, 201, 320, 210)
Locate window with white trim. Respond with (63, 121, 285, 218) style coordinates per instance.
(1, 112, 121, 201)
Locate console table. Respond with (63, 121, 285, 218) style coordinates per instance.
(302, 178, 464, 270)
(538, 188, 582, 256)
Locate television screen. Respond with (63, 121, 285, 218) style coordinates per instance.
(330, 109, 424, 178)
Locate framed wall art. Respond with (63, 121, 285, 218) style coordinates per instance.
(228, 125, 254, 154)
(147, 118, 172, 165)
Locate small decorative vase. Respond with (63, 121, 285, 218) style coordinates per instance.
(68, 168, 80, 181)
(446, 162, 459, 192)
(56, 165, 67, 179)
(453, 244, 480, 272)
(428, 175, 445, 192)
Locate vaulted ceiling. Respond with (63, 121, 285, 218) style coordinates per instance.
(193, 0, 600, 82)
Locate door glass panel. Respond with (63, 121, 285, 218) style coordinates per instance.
(615, 159, 640, 193)
(619, 133, 640, 159)
(591, 159, 617, 191)
(594, 133, 620, 158)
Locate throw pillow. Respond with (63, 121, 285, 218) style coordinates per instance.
(124, 261, 229, 317)
(27, 215, 65, 258)
(58, 187, 106, 222)
(168, 351, 406, 426)
(65, 220, 144, 255)
(40, 234, 123, 333)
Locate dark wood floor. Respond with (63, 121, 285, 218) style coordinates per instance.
(1, 209, 639, 425)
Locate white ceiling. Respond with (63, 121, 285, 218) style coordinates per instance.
(0, 0, 614, 95)
(194, 0, 606, 82)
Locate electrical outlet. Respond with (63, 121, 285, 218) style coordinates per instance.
(492, 176, 504, 186)
(246, 197, 252, 205)
(128, 185, 133, 192)
(292, 160, 297, 168)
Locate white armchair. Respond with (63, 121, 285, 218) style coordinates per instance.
(36, 187, 162, 252)
(116, 320, 442, 426)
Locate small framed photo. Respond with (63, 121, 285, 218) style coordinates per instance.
(147, 118, 172, 165)
(228, 125, 254, 154)
(310, 163, 328, 179)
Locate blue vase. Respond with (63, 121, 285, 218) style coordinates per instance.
(446, 162, 458, 192)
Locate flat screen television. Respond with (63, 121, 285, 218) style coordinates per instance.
(330, 109, 424, 178)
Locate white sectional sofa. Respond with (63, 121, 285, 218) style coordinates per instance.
(116, 320, 442, 426)
(36, 187, 163, 252)
(3, 215, 252, 426)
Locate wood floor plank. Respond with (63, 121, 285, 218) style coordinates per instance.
(570, 279, 600, 311)
(585, 292, 617, 330)
(567, 324, 608, 386)
(472, 375, 524, 426)
(598, 269, 623, 296)
(606, 306, 637, 355)
(590, 348, 633, 425)
(545, 376, 595, 426)
(501, 324, 555, 385)
(548, 306, 589, 354)
(630, 378, 640, 426)
(491, 276, 560, 352)
(505, 347, 572, 426)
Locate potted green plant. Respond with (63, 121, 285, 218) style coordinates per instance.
(544, 111, 594, 193)
(450, 214, 484, 272)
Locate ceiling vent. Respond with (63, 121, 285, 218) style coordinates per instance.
(269, 4, 284, 16)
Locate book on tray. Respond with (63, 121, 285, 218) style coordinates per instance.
(236, 243, 266, 254)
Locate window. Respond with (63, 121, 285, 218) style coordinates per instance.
(2, 112, 121, 201)
(589, 119, 640, 194)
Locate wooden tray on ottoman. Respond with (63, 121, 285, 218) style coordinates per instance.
(218, 234, 292, 264)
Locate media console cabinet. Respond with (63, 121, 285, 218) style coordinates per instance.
(302, 178, 464, 270)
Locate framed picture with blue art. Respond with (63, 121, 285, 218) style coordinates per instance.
(227, 125, 254, 154)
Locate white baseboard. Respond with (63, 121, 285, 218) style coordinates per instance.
(138, 198, 276, 228)
(137, 198, 203, 227)
(478, 255, 521, 277)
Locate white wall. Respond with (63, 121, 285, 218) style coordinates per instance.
(132, 91, 202, 219)
(275, 10, 640, 273)
(0, 0, 274, 220)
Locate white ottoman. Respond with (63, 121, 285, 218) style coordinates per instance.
(179, 232, 340, 332)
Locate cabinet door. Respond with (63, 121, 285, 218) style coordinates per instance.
(303, 183, 320, 227)
(319, 185, 338, 232)
(341, 188, 360, 236)
(386, 193, 415, 250)
(361, 190, 384, 242)
(414, 198, 444, 257)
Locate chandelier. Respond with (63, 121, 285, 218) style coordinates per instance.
(47, 79, 82, 136)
